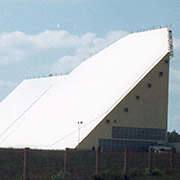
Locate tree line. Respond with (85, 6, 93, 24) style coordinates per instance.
(167, 130, 180, 142)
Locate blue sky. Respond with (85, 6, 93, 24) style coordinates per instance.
(0, 0, 180, 132)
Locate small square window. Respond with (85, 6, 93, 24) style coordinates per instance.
(159, 72, 163, 76)
(165, 59, 169, 64)
(148, 84, 151, 88)
(106, 119, 110, 124)
(113, 120, 117, 123)
(136, 95, 140, 100)
(124, 108, 128, 112)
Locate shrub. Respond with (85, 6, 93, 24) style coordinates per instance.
(144, 168, 149, 176)
(144, 168, 163, 176)
(128, 168, 142, 177)
(152, 168, 163, 176)
(92, 170, 123, 180)
(51, 170, 71, 180)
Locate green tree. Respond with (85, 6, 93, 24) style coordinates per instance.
(167, 130, 180, 142)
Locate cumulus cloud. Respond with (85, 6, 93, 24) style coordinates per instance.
(52, 56, 82, 74)
(0, 29, 128, 73)
(0, 31, 32, 63)
(0, 30, 80, 64)
(0, 80, 17, 88)
(52, 30, 128, 74)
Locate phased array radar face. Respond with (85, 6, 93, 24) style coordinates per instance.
(0, 28, 171, 150)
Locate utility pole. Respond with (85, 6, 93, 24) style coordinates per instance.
(77, 121, 83, 149)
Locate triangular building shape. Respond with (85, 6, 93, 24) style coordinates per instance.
(0, 28, 172, 151)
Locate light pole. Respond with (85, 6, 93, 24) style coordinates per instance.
(77, 121, 83, 149)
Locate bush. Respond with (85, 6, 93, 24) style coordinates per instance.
(128, 168, 142, 177)
(152, 168, 163, 176)
(51, 170, 71, 180)
(144, 168, 149, 176)
(144, 168, 163, 176)
(92, 170, 124, 180)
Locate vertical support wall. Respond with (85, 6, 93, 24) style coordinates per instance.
(124, 147, 129, 174)
(23, 147, 30, 180)
(148, 147, 153, 176)
(96, 147, 101, 174)
(64, 148, 69, 172)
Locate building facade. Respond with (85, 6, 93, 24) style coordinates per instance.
(0, 28, 173, 151)
(78, 30, 173, 152)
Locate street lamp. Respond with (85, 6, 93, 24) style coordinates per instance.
(77, 121, 83, 149)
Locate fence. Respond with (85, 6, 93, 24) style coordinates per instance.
(0, 147, 179, 180)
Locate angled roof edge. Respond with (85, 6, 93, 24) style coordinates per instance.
(95, 52, 170, 124)
(0, 28, 171, 149)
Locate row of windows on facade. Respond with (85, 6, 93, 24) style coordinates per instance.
(99, 139, 157, 152)
(112, 127, 166, 141)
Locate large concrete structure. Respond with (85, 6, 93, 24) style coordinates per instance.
(0, 28, 173, 151)
(79, 53, 170, 151)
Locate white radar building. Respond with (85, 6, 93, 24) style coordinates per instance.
(0, 28, 173, 151)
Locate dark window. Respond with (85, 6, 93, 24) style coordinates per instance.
(159, 72, 163, 76)
(112, 126, 166, 141)
(165, 59, 169, 64)
(113, 120, 117, 123)
(124, 108, 128, 112)
(99, 139, 157, 152)
(136, 95, 140, 100)
(148, 83, 152, 88)
(106, 119, 110, 124)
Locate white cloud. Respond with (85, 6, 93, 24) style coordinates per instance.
(0, 29, 128, 74)
(0, 80, 17, 88)
(51, 30, 128, 74)
(52, 56, 82, 74)
(0, 30, 84, 64)
(0, 31, 32, 63)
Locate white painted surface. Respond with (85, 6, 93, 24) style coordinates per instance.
(0, 28, 169, 149)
